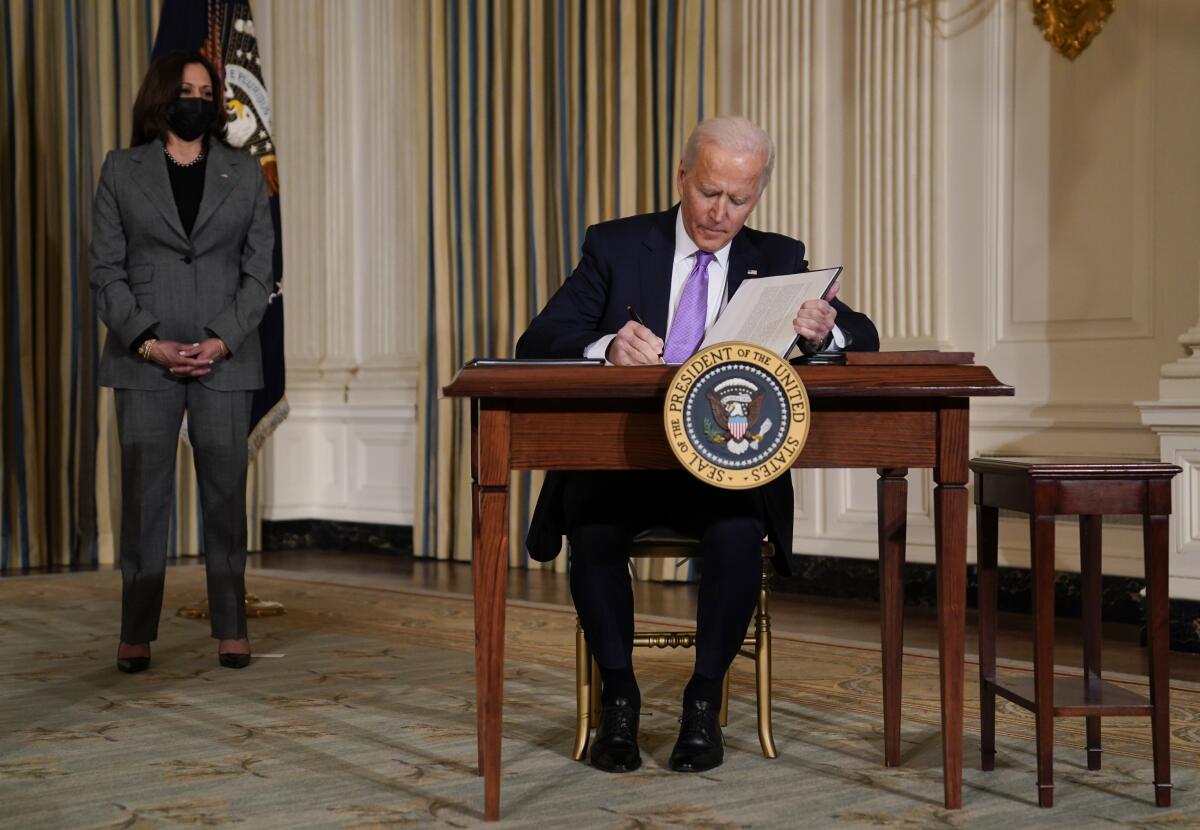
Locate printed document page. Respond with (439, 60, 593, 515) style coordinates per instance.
(697, 267, 841, 357)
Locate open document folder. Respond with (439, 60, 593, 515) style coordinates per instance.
(696, 267, 842, 359)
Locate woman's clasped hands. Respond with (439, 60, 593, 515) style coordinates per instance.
(146, 337, 228, 377)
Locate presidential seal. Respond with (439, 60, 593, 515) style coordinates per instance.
(664, 342, 810, 489)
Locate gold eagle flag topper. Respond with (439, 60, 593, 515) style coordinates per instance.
(664, 343, 810, 490)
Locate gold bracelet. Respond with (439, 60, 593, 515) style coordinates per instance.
(139, 339, 158, 361)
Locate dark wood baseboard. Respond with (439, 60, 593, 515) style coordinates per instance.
(261, 520, 413, 556)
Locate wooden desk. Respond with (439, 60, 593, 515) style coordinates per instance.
(444, 360, 1013, 820)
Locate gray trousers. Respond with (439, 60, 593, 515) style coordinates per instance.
(115, 383, 252, 642)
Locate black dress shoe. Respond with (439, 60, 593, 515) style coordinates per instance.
(668, 699, 724, 772)
(589, 697, 642, 773)
(218, 652, 251, 669)
(116, 655, 150, 673)
(116, 642, 150, 676)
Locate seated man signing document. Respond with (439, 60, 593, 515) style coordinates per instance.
(516, 117, 879, 773)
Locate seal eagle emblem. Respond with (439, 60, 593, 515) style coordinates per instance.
(664, 342, 811, 489)
(705, 380, 771, 454)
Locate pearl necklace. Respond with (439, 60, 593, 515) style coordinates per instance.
(164, 146, 206, 168)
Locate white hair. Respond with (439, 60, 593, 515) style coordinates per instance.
(681, 116, 776, 192)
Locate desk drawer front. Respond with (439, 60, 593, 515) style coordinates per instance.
(509, 407, 937, 470)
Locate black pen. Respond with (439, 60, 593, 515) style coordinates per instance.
(626, 305, 664, 361)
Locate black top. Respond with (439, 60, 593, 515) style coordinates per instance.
(132, 149, 207, 352)
(166, 150, 206, 238)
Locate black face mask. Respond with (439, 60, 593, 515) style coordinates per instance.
(167, 97, 216, 141)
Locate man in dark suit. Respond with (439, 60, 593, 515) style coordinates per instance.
(516, 117, 879, 774)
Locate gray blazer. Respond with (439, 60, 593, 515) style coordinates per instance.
(90, 138, 275, 391)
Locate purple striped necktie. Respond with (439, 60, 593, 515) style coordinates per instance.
(663, 251, 715, 363)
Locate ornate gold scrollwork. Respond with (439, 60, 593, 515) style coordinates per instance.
(1032, 0, 1116, 61)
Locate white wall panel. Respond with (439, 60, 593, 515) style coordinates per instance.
(1004, 0, 1154, 342)
(254, 0, 425, 529)
(263, 399, 417, 525)
(725, 0, 1200, 597)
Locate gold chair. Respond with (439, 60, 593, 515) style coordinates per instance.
(572, 531, 777, 761)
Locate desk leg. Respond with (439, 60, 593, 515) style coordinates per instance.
(977, 501, 999, 772)
(878, 468, 908, 767)
(1079, 514, 1103, 771)
(1144, 503, 1172, 807)
(473, 403, 511, 821)
(475, 488, 509, 820)
(473, 482, 484, 777)
(934, 403, 968, 810)
(1031, 514, 1056, 808)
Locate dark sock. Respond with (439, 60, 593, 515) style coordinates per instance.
(683, 672, 723, 707)
(599, 664, 640, 708)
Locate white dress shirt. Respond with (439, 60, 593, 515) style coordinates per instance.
(585, 211, 842, 361)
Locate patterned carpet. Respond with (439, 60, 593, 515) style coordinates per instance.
(1, 568, 1197, 829)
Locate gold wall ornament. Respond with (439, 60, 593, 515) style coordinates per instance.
(1032, 0, 1116, 61)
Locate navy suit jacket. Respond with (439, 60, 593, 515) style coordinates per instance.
(515, 205, 880, 574)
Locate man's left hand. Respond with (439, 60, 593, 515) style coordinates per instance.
(792, 281, 840, 353)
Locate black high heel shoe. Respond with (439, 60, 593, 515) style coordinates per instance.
(218, 652, 251, 669)
(117, 645, 151, 674)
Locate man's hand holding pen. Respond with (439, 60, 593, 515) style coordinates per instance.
(606, 305, 665, 366)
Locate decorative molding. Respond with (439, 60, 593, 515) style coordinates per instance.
(1139, 405, 1200, 597)
(971, 399, 1153, 432)
(830, 467, 934, 533)
(1184, 450, 1200, 550)
(261, 400, 417, 526)
(790, 470, 815, 537)
(970, 399, 1158, 459)
(977, 0, 1013, 354)
(265, 0, 425, 384)
(740, 0, 815, 241)
(998, 0, 1155, 344)
(351, 0, 425, 372)
(1158, 266, 1200, 394)
(350, 426, 415, 514)
(852, 0, 939, 344)
(1161, 323, 1200, 380)
(320, 5, 359, 377)
(357, 0, 398, 366)
(267, 0, 326, 371)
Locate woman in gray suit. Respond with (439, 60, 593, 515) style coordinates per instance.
(91, 50, 274, 672)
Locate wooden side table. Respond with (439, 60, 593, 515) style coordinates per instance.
(971, 457, 1181, 808)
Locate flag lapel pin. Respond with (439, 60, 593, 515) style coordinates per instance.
(747, 269, 758, 276)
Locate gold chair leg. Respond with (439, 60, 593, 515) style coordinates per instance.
(757, 553, 778, 758)
(590, 656, 602, 725)
(720, 670, 731, 727)
(571, 545, 781, 761)
(573, 621, 592, 761)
